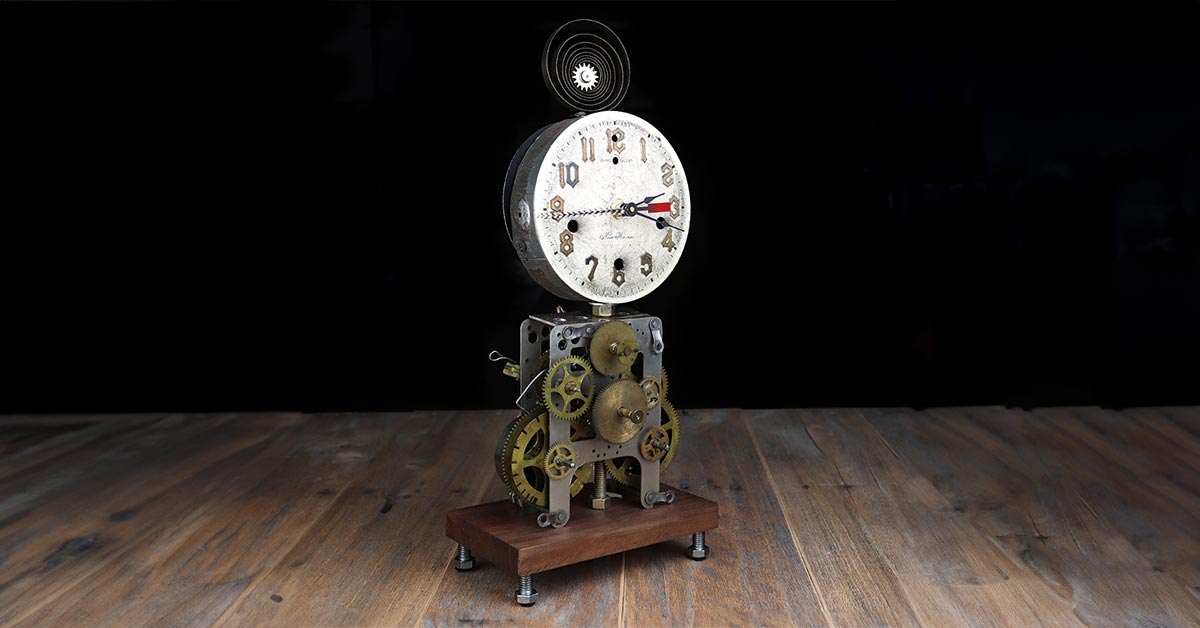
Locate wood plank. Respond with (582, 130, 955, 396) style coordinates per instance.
(1034, 407, 1200, 517)
(622, 407, 828, 628)
(923, 406, 1200, 627)
(804, 408, 1084, 627)
(446, 485, 716, 576)
(742, 408, 922, 627)
(0, 412, 303, 626)
(10, 412, 394, 627)
(0, 413, 163, 482)
(420, 417, 624, 628)
(214, 410, 512, 627)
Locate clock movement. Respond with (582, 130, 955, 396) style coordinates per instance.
(444, 19, 718, 607)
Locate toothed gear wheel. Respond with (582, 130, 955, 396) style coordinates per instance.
(661, 367, 670, 398)
(572, 63, 598, 91)
(590, 321, 640, 376)
(500, 408, 593, 507)
(606, 400, 681, 488)
(543, 442, 578, 480)
(542, 356, 595, 422)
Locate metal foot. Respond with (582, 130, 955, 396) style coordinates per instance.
(453, 544, 474, 571)
(688, 532, 709, 561)
(515, 574, 539, 606)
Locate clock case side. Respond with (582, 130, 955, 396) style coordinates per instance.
(505, 117, 587, 302)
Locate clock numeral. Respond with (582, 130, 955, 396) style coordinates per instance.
(550, 195, 565, 221)
(581, 137, 596, 162)
(558, 162, 579, 188)
(669, 194, 681, 219)
(612, 267, 625, 287)
(660, 228, 676, 251)
(585, 255, 598, 281)
(661, 163, 675, 186)
(640, 137, 647, 162)
(606, 128, 625, 154)
(640, 252, 653, 276)
(559, 230, 574, 256)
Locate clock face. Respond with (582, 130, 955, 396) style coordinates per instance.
(531, 111, 690, 304)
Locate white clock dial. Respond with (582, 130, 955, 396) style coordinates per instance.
(523, 111, 689, 304)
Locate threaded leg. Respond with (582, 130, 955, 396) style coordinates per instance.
(515, 574, 538, 606)
(453, 543, 474, 571)
(593, 461, 607, 499)
(688, 532, 709, 561)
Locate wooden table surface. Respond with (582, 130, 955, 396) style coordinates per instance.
(1, 407, 1198, 627)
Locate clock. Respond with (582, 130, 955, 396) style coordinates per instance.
(504, 111, 690, 304)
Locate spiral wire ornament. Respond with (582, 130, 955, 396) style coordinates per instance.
(542, 19, 630, 113)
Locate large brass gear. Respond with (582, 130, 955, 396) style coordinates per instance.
(606, 399, 681, 488)
(592, 379, 648, 444)
(542, 356, 595, 422)
(500, 408, 593, 507)
(590, 321, 640, 376)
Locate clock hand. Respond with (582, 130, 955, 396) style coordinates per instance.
(622, 202, 684, 232)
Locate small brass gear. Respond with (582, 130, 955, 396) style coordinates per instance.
(606, 399, 681, 488)
(640, 376, 662, 410)
(640, 426, 669, 462)
(501, 408, 593, 507)
(590, 321, 639, 376)
(661, 367, 670, 398)
(542, 356, 595, 422)
(543, 442, 578, 480)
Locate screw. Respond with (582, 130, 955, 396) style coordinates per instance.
(591, 461, 610, 509)
(453, 544, 474, 571)
(688, 532, 709, 560)
(563, 327, 575, 340)
(650, 318, 661, 329)
(515, 574, 539, 606)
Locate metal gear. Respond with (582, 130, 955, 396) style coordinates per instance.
(590, 321, 639, 376)
(592, 379, 648, 444)
(543, 443, 578, 480)
(542, 356, 595, 422)
(572, 63, 598, 91)
(640, 376, 662, 410)
(606, 399, 681, 488)
(661, 367, 669, 398)
(640, 426, 669, 462)
(501, 408, 592, 508)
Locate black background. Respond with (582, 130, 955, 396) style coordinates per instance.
(3, 2, 1199, 413)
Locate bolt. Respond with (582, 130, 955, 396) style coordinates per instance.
(563, 327, 575, 340)
(453, 544, 474, 571)
(565, 381, 579, 394)
(591, 461, 610, 509)
(618, 407, 644, 424)
(688, 532, 709, 560)
(555, 456, 575, 469)
(515, 574, 539, 606)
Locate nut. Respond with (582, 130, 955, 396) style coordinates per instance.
(590, 495, 610, 510)
(515, 588, 539, 606)
(453, 555, 475, 571)
(687, 544, 709, 560)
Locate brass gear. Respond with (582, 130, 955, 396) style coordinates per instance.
(606, 399, 681, 488)
(661, 367, 670, 398)
(543, 442, 578, 480)
(501, 408, 593, 507)
(592, 379, 648, 444)
(590, 321, 640, 376)
(640, 426, 669, 462)
(542, 356, 595, 422)
(640, 376, 662, 410)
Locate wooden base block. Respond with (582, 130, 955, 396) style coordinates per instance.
(445, 485, 718, 575)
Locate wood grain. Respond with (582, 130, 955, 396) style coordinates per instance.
(446, 484, 716, 576)
(622, 407, 827, 628)
(1, 407, 1198, 627)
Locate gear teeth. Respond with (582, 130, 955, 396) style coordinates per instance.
(605, 399, 681, 489)
(542, 356, 595, 422)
